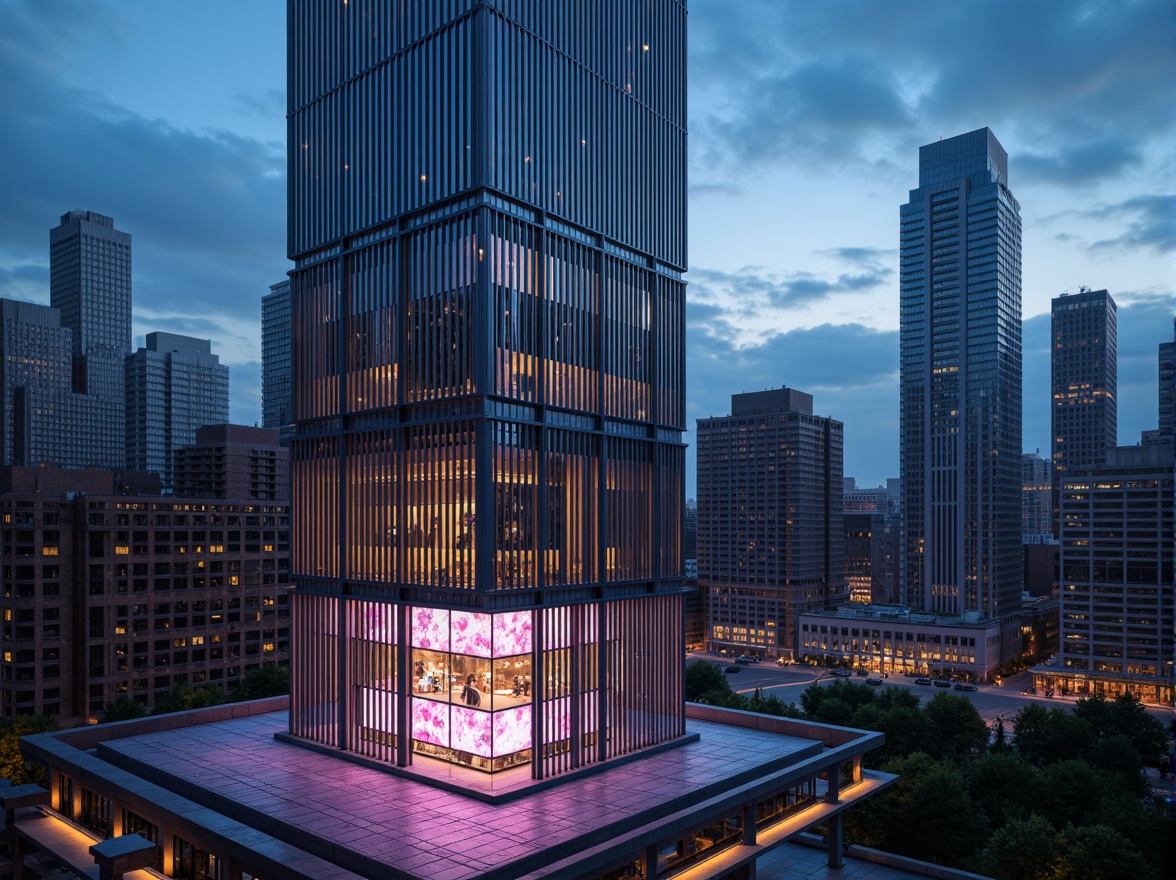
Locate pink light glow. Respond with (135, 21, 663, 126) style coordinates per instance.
(492, 610, 532, 656)
(359, 687, 397, 734)
(492, 705, 532, 756)
(542, 696, 571, 743)
(451, 705, 493, 757)
(356, 601, 396, 643)
(411, 697, 449, 746)
(452, 611, 492, 657)
(411, 607, 450, 650)
(541, 603, 599, 649)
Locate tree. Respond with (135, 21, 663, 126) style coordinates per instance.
(922, 693, 987, 762)
(985, 814, 1057, 880)
(0, 715, 57, 785)
(1072, 693, 1166, 768)
(685, 661, 730, 702)
(845, 753, 988, 867)
(152, 681, 225, 715)
(233, 665, 290, 701)
(967, 752, 1043, 831)
(1011, 703, 1092, 766)
(1051, 823, 1156, 880)
(102, 697, 147, 723)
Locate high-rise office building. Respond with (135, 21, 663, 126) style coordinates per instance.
(1051, 287, 1117, 522)
(899, 129, 1023, 650)
(125, 332, 229, 492)
(0, 299, 73, 466)
(261, 279, 293, 444)
(1034, 443, 1174, 704)
(49, 210, 130, 469)
(698, 388, 846, 660)
(288, 0, 688, 777)
(1021, 452, 1053, 540)
(1159, 328, 1174, 445)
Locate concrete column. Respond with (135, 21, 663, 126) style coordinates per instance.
(742, 801, 757, 845)
(826, 813, 844, 868)
(824, 764, 841, 804)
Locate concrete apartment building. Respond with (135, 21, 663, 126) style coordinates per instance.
(0, 449, 290, 723)
(698, 388, 846, 660)
(173, 425, 289, 502)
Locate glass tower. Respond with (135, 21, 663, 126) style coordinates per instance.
(261, 279, 294, 445)
(899, 129, 1023, 639)
(1051, 287, 1117, 530)
(49, 210, 131, 469)
(125, 332, 230, 492)
(287, 2, 687, 777)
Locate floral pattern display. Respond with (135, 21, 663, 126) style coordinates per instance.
(451, 611, 492, 657)
(451, 705, 493, 757)
(411, 697, 449, 746)
(411, 607, 449, 650)
(492, 705, 532, 757)
(492, 610, 532, 656)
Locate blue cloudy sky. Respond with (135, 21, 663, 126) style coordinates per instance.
(0, 0, 1172, 495)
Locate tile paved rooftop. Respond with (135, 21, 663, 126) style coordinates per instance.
(97, 711, 826, 879)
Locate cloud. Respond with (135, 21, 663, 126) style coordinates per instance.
(1087, 195, 1176, 255)
(689, 0, 1174, 186)
(690, 264, 892, 315)
(0, 0, 288, 426)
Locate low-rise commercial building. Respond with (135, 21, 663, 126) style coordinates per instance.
(797, 605, 1003, 680)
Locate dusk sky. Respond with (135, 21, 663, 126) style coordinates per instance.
(0, 0, 1172, 495)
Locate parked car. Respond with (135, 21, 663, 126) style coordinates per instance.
(775, 658, 789, 667)
(725, 665, 741, 674)
(735, 655, 753, 665)
(933, 679, 951, 687)
(953, 682, 978, 692)
(914, 677, 932, 686)
(865, 677, 883, 686)
(831, 669, 853, 678)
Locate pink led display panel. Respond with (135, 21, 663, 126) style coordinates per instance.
(411, 607, 449, 650)
(451, 706, 493, 757)
(451, 611, 492, 657)
(411, 698, 449, 746)
(492, 611, 532, 656)
(492, 705, 532, 757)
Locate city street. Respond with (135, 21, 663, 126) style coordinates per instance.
(687, 653, 1175, 727)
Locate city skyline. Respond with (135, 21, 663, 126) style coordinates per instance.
(0, 0, 1172, 493)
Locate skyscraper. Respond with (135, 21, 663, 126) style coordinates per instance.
(125, 332, 229, 492)
(261, 279, 293, 444)
(49, 210, 131, 469)
(288, 2, 687, 776)
(1021, 452, 1053, 540)
(1035, 443, 1174, 704)
(1051, 287, 1117, 525)
(899, 129, 1023, 648)
(697, 388, 845, 660)
(1159, 328, 1174, 445)
(0, 298, 73, 466)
